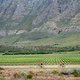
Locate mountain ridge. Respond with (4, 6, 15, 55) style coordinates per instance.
(0, 0, 80, 46)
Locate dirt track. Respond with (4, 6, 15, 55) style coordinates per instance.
(1, 65, 80, 69)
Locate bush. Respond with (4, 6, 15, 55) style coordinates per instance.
(21, 72, 27, 77)
(72, 69, 80, 77)
(0, 67, 4, 70)
(60, 70, 73, 75)
(21, 71, 33, 80)
(20, 72, 27, 80)
(13, 73, 21, 79)
(27, 74, 33, 79)
(52, 70, 59, 75)
(28, 71, 34, 75)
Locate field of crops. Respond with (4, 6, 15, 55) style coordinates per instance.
(0, 51, 80, 65)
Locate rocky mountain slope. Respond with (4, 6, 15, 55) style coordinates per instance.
(0, 0, 80, 46)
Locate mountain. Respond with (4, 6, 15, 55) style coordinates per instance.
(0, 0, 80, 47)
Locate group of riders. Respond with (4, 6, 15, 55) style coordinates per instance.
(38, 61, 65, 68)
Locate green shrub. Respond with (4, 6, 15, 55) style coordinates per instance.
(60, 70, 73, 75)
(21, 72, 27, 77)
(52, 70, 59, 75)
(72, 69, 80, 77)
(20, 72, 27, 80)
(27, 74, 33, 79)
(21, 71, 33, 80)
(0, 67, 4, 70)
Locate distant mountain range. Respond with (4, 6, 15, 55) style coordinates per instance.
(0, 0, 80, 47)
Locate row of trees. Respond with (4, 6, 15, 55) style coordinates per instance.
(0, 45, 80, 55)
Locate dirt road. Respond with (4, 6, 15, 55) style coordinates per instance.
(0, 65, 80, 69)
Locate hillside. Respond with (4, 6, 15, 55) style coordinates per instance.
(0, 0, 80, 47)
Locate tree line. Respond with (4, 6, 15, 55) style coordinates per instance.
(0, 45, 80, 55)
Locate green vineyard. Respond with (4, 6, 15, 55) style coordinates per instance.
(0, 51, 80, 65)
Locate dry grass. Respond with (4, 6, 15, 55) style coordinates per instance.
(0, 67, 80, 80)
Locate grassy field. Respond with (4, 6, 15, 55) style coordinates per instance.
(15, 32, 80, 47)
(0, 51, 80, 65)
(0, 32, 80, 47)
